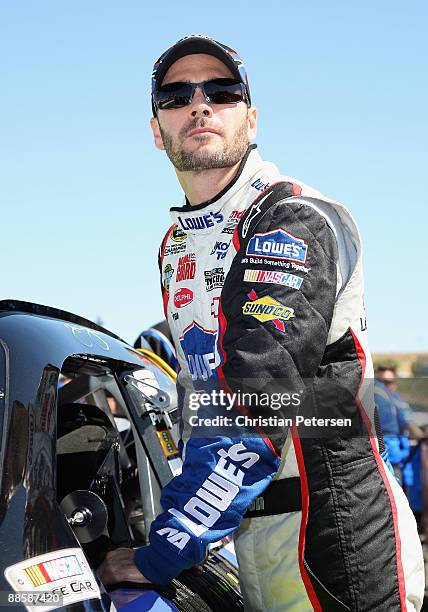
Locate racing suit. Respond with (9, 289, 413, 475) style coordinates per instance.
(135, 144, 424, 611)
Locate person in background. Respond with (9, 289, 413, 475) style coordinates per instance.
(374, 365, 426, 488)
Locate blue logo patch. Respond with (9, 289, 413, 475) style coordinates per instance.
(210, 240, 231, 260)
(246, 229, 308, 263)
(179, 322, 219, 381)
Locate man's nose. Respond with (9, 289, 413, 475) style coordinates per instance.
(189, 86, 213, 118)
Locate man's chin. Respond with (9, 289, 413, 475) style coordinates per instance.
(184, 138, 221, 152)
(182, 143, 225, 164)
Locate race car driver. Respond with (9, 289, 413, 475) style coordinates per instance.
(99, 35, 424, 611)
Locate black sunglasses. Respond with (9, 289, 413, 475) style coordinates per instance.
(153, 78, 248, 111)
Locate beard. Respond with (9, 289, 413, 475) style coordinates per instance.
(159, 115, 250, 172)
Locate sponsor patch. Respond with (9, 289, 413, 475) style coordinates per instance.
(176, 253, 196, 281)
(178, 211, 223, 231)
(246, 229, 308, 263)
(210, 240, 231, 260)
(221, 223, 236, 235)
(174, 287, 193, 308)
(204, 267, 225, 292)
(228, 210, 245, 221)
(171, 224, 187, 243)
(179, 322, 219, 380)
(163, 263, 174, 294)
(251, 177, 271, 192)
(4, 548, 100, 611)
(221, 209, 244, 235)
(243, 269, 303, 290)
(165, 242, 186, 256)
(243, 289, 294, 332)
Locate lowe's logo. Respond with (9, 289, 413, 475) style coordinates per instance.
(246, 229, 308, 263)
(178, 211, 223, 231)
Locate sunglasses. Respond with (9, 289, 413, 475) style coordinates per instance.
(153, 78, 248, 111)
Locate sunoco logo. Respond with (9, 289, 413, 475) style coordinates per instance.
(242, 289, 294, 333)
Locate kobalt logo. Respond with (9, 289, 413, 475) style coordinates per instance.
(210, 240, 231, 260)
(176, 252, 196, 281)
(204, 267, 225, 291)
(174, 288, 193, 308)
(246, 229, 308, 263)
(157, 442, 260, 550)
(178, 211, 223, 231)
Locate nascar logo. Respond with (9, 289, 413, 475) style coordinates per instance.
(24, 554, 83, 586)
(243, 269, 303, 290)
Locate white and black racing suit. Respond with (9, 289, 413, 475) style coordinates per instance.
(135, 144, 424, 611)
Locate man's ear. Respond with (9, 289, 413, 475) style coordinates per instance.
(150, 116, 165, 150)
(247, 106, 257, 141)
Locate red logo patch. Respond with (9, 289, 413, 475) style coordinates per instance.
(176, 253, 196, 282)
(174, 288, 193, 308)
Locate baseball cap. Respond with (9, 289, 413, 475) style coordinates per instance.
(151, 34, 251, 115)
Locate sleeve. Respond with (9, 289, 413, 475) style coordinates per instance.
(135, 191, 338, 585)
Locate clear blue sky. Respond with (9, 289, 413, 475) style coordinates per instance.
(1, 1, 427, 351)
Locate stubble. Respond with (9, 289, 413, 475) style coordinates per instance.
(159, 115, 250, 172)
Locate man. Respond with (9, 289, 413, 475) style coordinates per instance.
(99, 35, 424, 611)
(375, 365, 426, 487)
(375, 366, 425, 441)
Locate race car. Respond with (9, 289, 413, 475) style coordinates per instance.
(0, 300, 242, 612)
